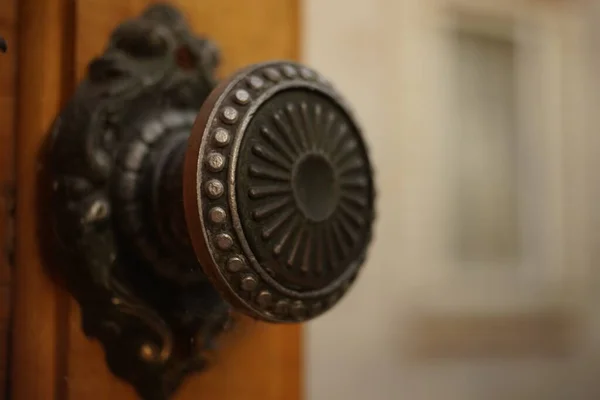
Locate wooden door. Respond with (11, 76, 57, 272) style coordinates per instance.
(10, 1, 301, 399)
(0, 0, 16, 398)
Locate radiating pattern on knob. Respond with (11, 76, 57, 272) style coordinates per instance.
(184, 61, 376, 323)
(238, 93, 371, 291)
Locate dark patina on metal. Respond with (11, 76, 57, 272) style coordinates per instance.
(45, 5, 226, 399)
(44, 3, 375, 400)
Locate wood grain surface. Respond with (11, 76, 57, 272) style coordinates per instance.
(11, 1, 302, 399)
(0, 0, 16, 397)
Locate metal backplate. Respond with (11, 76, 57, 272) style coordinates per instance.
(43, 5, 229, 399)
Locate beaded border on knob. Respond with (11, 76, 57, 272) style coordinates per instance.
(193, 61, 373, 323)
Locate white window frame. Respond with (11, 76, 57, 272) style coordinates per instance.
(403, 0, 591, 313)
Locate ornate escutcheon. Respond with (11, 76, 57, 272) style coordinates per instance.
(43, 3, 375, 399)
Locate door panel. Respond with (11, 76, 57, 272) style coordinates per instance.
(12, 1, 70, 399)
(12, 1, 301, 399)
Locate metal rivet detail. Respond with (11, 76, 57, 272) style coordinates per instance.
(233, 89, 250, 105)
(281, 65, 297, 78)
(83, 200, 109, 223)
(274, 299, 290, 316)
(221, 107, 238, 124)
(213, 128, 230, 147)
(206, 152, 225, 172)
(208, 207, 226, 224)
(300, 67, 315, 80)
(139, 342, 158, 362)
(240, 274, 258, 291)
(247, 75, 264, 90)
(290, 301, 307, 319)
(263, 67, 282, 82)
(227, 256, 245, 272)
(205, 180, 224, 199)
(215, 233, 233, 250)
(256, 290, 272, 308)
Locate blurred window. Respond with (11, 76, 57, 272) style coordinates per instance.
(451, 23, 521, 268)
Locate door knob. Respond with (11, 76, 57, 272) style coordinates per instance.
(43, 3, 375, 399)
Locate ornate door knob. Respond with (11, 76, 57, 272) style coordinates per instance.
(183, 61, 375, 322)
(44, 4, 375, 399)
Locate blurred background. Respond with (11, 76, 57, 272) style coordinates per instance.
(4, 0, 600, 399)
(305, 0, 600, 399)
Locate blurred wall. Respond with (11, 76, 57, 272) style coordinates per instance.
(303, 0, 600, 399)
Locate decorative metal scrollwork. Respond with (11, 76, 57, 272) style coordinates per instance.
(43, 3, 375, 400)
(45, 5, 227, 399)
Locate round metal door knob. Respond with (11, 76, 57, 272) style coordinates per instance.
(45, 3, 377, 396)
(184, 61, 376, 322)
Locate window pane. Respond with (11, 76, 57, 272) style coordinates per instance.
(452, 26, 520, 266)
